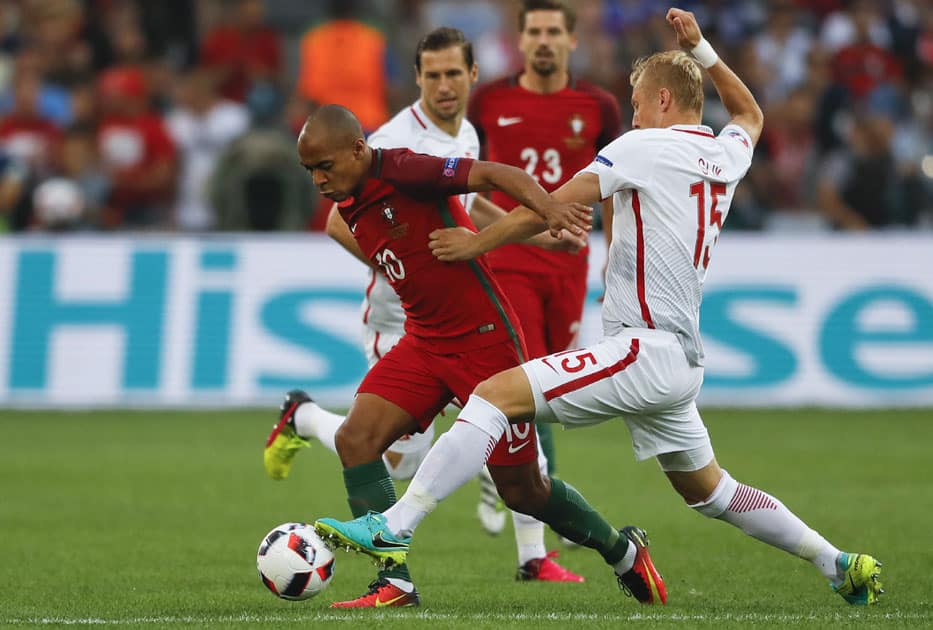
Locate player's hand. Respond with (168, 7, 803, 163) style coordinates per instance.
(666, 8, 702, 49)
(541, 200, 593, 239)
(527, 229, 588, 254)
(428, 227, 482, 261)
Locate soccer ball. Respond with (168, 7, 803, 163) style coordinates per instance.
(257, 522, 335, 600)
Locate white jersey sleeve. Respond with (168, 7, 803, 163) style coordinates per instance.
(580, 132, 656, 200)
(579, 124, 754, 366)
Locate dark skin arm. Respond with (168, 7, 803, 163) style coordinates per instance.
(465, 160, 593, 238)
(430, 173, 602, 261)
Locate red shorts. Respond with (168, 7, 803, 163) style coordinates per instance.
(493, 268, 587, 358)
(357, 335, 537, 466)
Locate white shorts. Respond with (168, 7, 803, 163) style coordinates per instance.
(363, 327, 404, 368)
(521, 328, 711, 462)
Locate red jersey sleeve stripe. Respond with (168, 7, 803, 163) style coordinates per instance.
(543, 339, 640, 401)
(631, 191, 654, 328)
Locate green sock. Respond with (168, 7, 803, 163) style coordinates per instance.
(538, 477, 629, 565)
(536, 422, 557, 475)
(342, 460, 413, 583)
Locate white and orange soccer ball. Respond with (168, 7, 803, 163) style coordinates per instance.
(257, 523, 335, 600)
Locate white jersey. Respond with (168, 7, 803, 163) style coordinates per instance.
(580, 123, 754, 366)
(362, 100, 480, 334)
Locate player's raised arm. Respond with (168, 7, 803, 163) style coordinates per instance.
(466, 160, 593, 237)
(666, 7, 763, 145)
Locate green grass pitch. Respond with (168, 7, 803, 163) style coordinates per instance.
(1, 408, 930, 629)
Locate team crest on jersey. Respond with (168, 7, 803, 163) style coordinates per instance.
(381, 205, 397, 226)
(380, 203, 408, 239)
(564, 114, 586, 149)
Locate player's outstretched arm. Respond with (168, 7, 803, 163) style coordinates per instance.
(429, 174, 601, 262)
(469, 194, 586, 253)
(666, 7, 763, 145)
(429, 206, 551, 261)
(324, 203, 372, 266)
(466, 160, 593, 237)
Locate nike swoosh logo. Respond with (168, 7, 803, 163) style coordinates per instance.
(374, 593, 406, 607)
(372, 531, 407, 549)
(497, 116, 523, 127)
(507, 440, 530, 454)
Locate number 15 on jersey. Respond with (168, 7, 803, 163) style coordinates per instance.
(690, 181, 726, 272)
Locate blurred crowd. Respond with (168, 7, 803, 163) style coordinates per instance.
(0, 0, 929, 233)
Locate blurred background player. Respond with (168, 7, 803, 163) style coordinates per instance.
(263, 28, 584, 607)
(467, 0, 622, 530)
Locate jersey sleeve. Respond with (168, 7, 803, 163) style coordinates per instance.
(577, 130, 655, 199)
(718, 124, 754, 173)
(596, 89, 623, 147)
(378, 148, 475, 198)
(466, 89, 486, 156)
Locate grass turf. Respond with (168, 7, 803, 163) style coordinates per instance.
(1, 408, 930, 628)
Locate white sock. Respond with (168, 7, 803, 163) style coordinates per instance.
(385, 412, 501, 536)
(293, 402, 343, 454)
(512, 511, 547, 566)
(704, 474, 841, 582)
(612, 538, 637, 575)
(385, 578, 414, 592)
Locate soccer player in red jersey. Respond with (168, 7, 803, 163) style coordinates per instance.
(265, 28, 584, 592)
(468, 0, 622, 488)
(299, 105, 655, 607)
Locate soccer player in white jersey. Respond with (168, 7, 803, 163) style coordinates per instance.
(264, 27, 583, 608)
(314, 9, 883, 606)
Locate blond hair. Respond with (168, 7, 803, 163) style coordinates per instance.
(630, 50, 703, 114)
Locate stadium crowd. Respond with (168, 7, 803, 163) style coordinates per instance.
(0, 0, 929, 233)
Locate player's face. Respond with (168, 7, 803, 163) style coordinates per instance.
(416, 46, 478, 122)
(519, 10, 577, 77)
(630, 80, 662, 130)
(298, 131, 366, 202)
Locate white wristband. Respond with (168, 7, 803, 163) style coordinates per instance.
(691, 38, 719, 68)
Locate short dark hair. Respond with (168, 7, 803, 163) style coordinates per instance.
(518, 0, 577, 33)
(414, 27, 474, 72)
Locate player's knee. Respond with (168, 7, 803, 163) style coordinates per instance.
(687, 469, 737, 518)
(496, 473, 549, 515)
(334, 422, 382, 464)
(472, 376, 504, 407)
(473, 368, 535, 421)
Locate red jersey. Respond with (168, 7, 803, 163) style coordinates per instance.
(201, 26, 282, 102)
(338, 148, 523, 355)
(0, 115, 61, 172)
(97, 113, 176, 209)
(468, 75, 621, 275)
